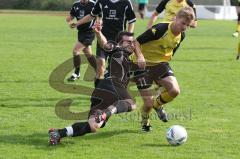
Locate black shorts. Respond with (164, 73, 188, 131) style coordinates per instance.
(138, 3, 146, 11)
(88, 79, 132, 117)
(78, 30, 95, 46)
(133, 62, 174, 90)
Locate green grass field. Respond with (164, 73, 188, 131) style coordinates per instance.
(0, 12, 239, 159)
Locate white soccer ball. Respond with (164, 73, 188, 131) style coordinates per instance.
(166, 125, 188, 146)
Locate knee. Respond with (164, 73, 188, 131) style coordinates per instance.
(88, 121, 101, 133)
(83, 47, 92, 58)
(169, 87, 180, 98)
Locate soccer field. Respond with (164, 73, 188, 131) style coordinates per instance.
(0, 12, 239, 159)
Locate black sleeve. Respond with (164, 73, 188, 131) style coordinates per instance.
(173, 32, 185, 56)
(125, 0, 136, 24)
(70, 5, 76, 17)
(91, 0, 102, 17)
(156, 0, 169, 14)
(137, 23, 169, 45)
(186, 0, 197, 20)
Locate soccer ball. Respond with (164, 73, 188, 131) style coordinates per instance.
(166, 125, 187, 146)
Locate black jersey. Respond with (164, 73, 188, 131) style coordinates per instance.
(105, 48, 132, 88)
(70, 0, 96, 32)
(90, 0, 136, 38)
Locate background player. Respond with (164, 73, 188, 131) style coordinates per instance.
(146, 0, 197, 29)
(137, 0, 148, 19)
(70, 0, 136, 86)
(133, 7, 195, 131)
(232, 0, 240, 37)
(66, 0, 97, 81)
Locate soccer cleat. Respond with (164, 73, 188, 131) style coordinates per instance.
(67, 73, 80, 82)
(94, 109, 107, 123)
(236, 55, 240, 60)
(154, 107, 168, 122)
(232, 32, 239, 38)
(48, 128, 61, 145)
(141, 124, 152, 132)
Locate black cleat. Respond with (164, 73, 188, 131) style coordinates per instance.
(154, 107, 168, 122)
(141, 124, 152, 132)
(67, 73, 80, 82)
(48, 128, 61, 145)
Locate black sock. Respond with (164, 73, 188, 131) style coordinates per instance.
(72, 122, 91, 137)
(87, 55, 97, 70)
(58, 128, 67, 138)
(73, 54, 81, 75)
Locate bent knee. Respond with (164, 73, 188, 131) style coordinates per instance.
(169, 87, 180, 98)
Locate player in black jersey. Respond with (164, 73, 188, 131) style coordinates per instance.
(48, 21, 145, 145)
(66, 0, 97, 81)
(71, 0, 136, 86)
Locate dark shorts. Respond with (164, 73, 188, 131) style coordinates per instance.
(133, 62, 175, 90)
(78, 30, 95, 46)
(138, 3, 146, 11)
(88, 79, 132, 117)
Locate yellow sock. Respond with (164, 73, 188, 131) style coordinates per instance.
(237, 24, 240, 32)
(153, 90, 174, 109)
(140, 106, 152, 126)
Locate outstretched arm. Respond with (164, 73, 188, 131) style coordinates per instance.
(92, 22, 107, 49)
(146, 11, 159, 29)
(70, 14, 95, 28)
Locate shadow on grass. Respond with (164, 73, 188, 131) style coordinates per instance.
(0, 96, 90, 108)
(142, 143, 172, 147)
(0, 129, 139, 150)
(81, 129, 139, 140)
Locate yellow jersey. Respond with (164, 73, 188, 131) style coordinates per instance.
(133, 22, 184, 65)
(156, 0, 196, 22)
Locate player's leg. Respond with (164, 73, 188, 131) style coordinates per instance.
(81, 31, 97, 70)
(67, 41, 84, 81)
(237, 41, 240, 60)
(83, 46, 97, 70)
(153, 75, 180, 122)
(94, 43, 107, 87)
(95, 98, 137, 123)
(48, 116, 103, 145)
(134, 69, 154, 131)
(233, 6, 240, 37)
(138, 3, 145, 19)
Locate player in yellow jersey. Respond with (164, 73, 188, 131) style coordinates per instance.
(233, 1, 240, 37)
(146, 0, 197, 29)
(133, 7, 195, 131)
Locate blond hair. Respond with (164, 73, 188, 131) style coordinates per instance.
(176, 7, 195, 22)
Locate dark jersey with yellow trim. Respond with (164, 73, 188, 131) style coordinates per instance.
(156, 0, 197, 22)
(134, 22, 185, 65)
(70, 0, 96, 32)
